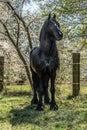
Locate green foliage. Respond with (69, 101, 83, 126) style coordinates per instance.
(0, 85, 87, 130)
(44, 0, 87, 41)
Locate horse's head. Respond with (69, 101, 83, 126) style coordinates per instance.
(47, 14, 63, 41)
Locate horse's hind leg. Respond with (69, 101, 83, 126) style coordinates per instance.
(31, 71, 38, 105)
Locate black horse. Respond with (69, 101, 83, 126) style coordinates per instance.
(30, 14, 63, 111)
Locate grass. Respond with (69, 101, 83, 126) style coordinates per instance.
(0, 85, 87, 130)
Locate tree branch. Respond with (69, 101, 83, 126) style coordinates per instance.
(27, 16, 39, 27)
(79, 40, 87, 51)
(0, 20, 16, 47)
(0, 19, 33, 87)
(6, 1, 32, 49)
(0, 31, 7, 36)
(14, 15, 20, 47)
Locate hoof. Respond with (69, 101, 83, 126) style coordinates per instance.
(31, 98, 38, 105)
(36, 104, 44, 111)
(50, 102, 58, 110)
(44, 99, 50, 105)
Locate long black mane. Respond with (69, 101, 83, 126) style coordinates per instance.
(39, 19, 49, 42)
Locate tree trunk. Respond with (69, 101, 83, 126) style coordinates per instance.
(0, 5, 33, 88)
(16, 48, 33, 87)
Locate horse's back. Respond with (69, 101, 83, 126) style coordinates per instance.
(30, 47, 39, 56)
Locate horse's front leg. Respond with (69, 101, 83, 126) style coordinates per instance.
(37, 78, 44, 111)
(44, 76, 50, 104)
(50, 72, 58, 110)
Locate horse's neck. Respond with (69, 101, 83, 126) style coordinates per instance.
(40, 37, 57, 56)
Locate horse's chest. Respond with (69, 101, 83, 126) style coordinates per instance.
(31, 53, 58, 74)
(40, 56, 58, 72)
(44, 58, 51, 66)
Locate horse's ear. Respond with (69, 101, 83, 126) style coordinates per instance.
(53, 14, 56, 19)
(48, 13, 51, 19)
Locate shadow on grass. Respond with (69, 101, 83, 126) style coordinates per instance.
(9, 103, 87, 129)
(10, 104, 45, 126)
(9, 92, 87, 128)
(3, 91, 32, 97)
(67, 95, 75, 100)
(67, 94, 87, 100)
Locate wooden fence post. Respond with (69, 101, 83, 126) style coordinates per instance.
(72, 53, 80, 96)
(0, 56, 4, 91)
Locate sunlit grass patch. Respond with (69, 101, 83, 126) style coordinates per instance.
(0, 85, 87, 130)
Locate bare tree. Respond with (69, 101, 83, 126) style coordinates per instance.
(0, 0, 34, 87)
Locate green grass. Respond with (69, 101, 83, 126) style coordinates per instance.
(0, 85, 87, 130)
